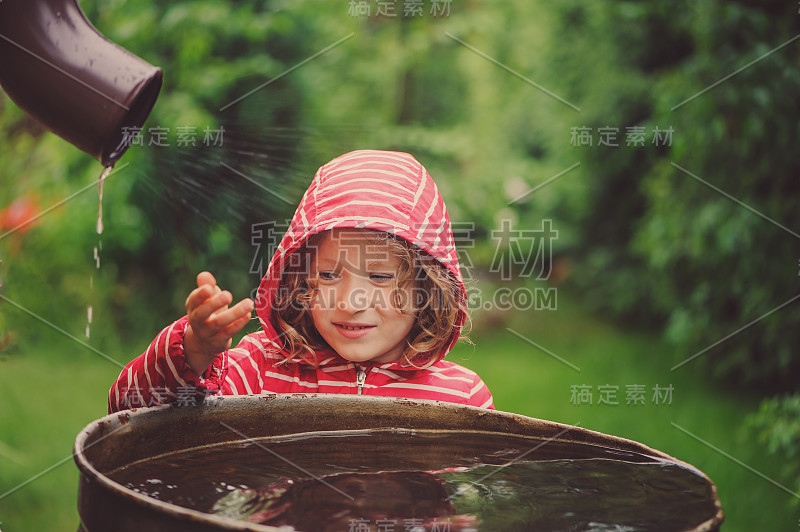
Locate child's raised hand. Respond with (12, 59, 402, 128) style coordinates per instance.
(184, 271, 254, 376)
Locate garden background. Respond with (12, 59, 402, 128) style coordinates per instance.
(1, 0, 799, 530)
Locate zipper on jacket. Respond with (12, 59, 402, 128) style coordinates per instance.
(356, 366, 367, 395)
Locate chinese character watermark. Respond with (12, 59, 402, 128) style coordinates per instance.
(120, 125, 225, 149)
(117, 385, 217, 410)
(570, 384, 593, 405)
(570, 384, 674, 406)
(598, 384, 619, 405)
(250, 221, 479, 282)
(652, 384, 674, 405)
(570, 126, 593, 147)
(570, 126, 674, 148)
(249, 220, 557, 312)
(376, 0, 396, 17)
(348, 0, 452, 18)
(490, 219, 558, 281)
(250, 220, 291, 279)
(347, 517, 451, 531)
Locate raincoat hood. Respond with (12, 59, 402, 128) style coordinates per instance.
(255, 150, 467, 367)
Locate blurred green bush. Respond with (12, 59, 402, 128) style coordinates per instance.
(748, 393, 800, 504)
(548, 0, 800, 393)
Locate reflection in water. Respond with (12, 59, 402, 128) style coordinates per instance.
(109, 430, 719, 531)
(209, 460, 714, 531)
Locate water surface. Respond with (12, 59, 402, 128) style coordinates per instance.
(108, 429, 718, 531)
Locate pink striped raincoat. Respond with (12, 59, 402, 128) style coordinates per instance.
(109, 150, 494, 413)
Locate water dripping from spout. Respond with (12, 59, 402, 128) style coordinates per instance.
(97, 165, 112, 235)
(88, 165, 112, 340)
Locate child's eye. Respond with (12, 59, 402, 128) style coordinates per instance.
(370, 273, 394, 282)
(318, 271, 340, 281)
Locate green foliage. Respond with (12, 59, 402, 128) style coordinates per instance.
(553, 0, 800, 392)
(637, 0, 800, 390)
(3, 0, 587, 342)
(747, 394, 800, 505)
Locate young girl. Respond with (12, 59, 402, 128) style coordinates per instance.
(108, 150, 494, 413)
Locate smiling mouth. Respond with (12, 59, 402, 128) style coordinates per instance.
(336, 324, 375, 330)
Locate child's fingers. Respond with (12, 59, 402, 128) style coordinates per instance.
(213, 298, 253, 329)
(185, 283, 217, 313)
(189, 273, 223, 311)
(219, 313, 252, 340)
(184, 298, 252, 363)
(213, 299, 254, 338)
(196, 271, 217, 288)
(200, 299, 253, 342)
(189, 290, 234, 327)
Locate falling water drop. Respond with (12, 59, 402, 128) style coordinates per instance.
(86, 305, 93, 338)
(97, 165, 112, 235)
(86, 306, 92, 338)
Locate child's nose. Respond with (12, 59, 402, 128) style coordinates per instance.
(335, 276, 371, 313)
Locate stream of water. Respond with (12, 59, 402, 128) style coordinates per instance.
(97, 165, 111, 235)
(86, 165, 112, 339)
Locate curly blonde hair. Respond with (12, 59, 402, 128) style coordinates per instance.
(271, 229, 469, 368)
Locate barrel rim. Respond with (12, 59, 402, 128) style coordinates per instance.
(74, 394, 724, 531)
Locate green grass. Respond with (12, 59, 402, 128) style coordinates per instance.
(0, 341, 124, 531)
(0, 292, 796, 530)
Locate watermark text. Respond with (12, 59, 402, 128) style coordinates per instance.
(570, 384, 674, 406)
(348, 0, 452, 18)
(120, 125, 225, 148)
(570, 125, 674, 147)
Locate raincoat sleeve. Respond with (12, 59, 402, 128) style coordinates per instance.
(467, 373, 495, 410)
(107, 316, 228, 413)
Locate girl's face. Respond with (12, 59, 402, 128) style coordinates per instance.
(308, 228, 416, 364)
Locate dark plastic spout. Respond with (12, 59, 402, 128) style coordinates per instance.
(0, 0, 162, 167)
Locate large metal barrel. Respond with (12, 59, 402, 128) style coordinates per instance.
(74, 395, 724, 531)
